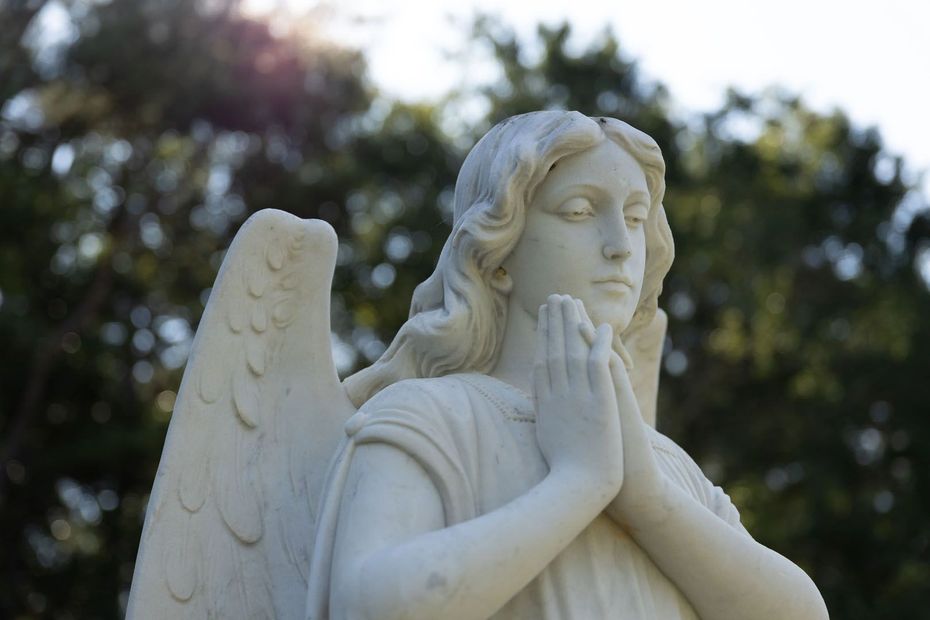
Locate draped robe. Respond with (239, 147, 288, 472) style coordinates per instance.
(307, 373, 746, 619)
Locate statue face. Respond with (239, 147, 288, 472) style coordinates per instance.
(502, 138, 649, 332)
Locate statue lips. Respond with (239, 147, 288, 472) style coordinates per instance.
(593, 275, 634, 294)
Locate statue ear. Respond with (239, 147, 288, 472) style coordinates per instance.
(490, 266, 513, 294)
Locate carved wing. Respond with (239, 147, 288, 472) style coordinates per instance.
(126, 210, 355, 619)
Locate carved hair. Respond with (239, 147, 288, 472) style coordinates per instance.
(345, 111, 674, 406)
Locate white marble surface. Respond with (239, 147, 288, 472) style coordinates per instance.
(128, 111, 828, 620)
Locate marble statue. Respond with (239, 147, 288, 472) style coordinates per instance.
(127, 111, 829, 619)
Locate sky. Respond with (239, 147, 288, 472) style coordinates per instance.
(246, 0, 930, 199)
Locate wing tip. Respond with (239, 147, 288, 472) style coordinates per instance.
(234, 210, 338, 275)
(241, 209, 337, 245)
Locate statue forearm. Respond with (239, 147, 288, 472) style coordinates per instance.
(330, 444, 611, 620)
(621, 479, 829, 620)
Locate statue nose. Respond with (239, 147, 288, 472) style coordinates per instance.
(602, 210, 633, 260)
(603, 242, 632, 260)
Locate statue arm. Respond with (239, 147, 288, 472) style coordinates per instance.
(329, 442, 608, 620)
(623, 479, 829, 620)
(566, 303, 827, 620)
(602, 355, 828, 620)
(330, 298, 625, 620)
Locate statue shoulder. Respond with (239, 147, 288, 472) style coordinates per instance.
(359, 374, 478, 416)
(346, 374, 499, 453)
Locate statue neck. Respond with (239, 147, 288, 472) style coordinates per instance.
(488, 298, 538, 397)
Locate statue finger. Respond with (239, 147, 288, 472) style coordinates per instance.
(562, 296, 588, 385)
(574, 299, 597, 346)
(534, 305, 550, 400)
(546, 294, 569, 394)
(588, 324, 614, 396)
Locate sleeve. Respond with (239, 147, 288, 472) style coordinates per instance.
(348, 379, 480, 525)
(649, 429, 749, 535)
(707, 483, 750, 535)
(306, 378, 480, 620)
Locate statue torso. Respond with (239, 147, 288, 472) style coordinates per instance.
(338, 373, 740, 619)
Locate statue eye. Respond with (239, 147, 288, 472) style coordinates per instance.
(558, 197, 595, 220)
(624, 203, 648, 228)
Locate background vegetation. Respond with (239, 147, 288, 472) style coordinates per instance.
(2, 1, 928, 617)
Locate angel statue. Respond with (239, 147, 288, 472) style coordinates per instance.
(127, 111, 828, 620)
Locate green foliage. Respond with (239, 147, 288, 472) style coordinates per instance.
(1, 5, 928, 618)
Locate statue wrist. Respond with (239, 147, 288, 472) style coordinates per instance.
(607, 474, 675, 532)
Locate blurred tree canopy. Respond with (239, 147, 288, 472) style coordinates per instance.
(1, 2, 928, 618)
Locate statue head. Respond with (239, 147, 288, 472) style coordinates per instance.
(345, 111, 674, 406)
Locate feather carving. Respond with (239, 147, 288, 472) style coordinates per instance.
(233, 366, 261, 428)
(178, 461, 208, 513)
(271, 299, 298, 329)
(228, 300, 247, 334)
(164, 514, 199, 601)
(245, 334, 266, 376)
(216, 431, 263, 544)
(197, 362, 223, 404)
(267, 244, 285, 271)
(126, 210, 355, 620)
(251, 303, 268, 333)
(246, 261, 266, 298)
